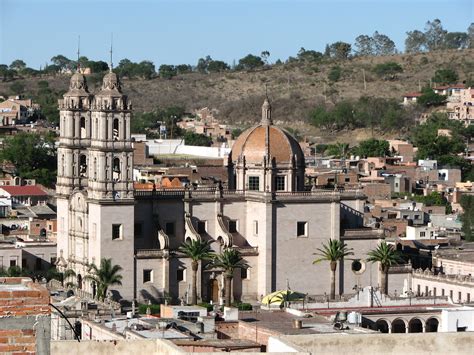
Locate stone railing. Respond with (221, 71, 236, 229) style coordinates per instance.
(135, 249, 167, 258)
(412, 268, 474, 286)
(133, 187, 366, 202)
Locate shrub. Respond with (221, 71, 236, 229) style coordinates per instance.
(198, 302, 214, 312)
(327, 66, 341, 82)
(138, 303, 161, 315)
(233, 302, 253, 311)
(373, 62, 403, 78)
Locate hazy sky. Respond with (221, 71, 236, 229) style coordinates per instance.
(1, 0, 472, 69)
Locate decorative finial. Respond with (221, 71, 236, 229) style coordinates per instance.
(109, 33, 114, 72)
(261, 85, 272, 125)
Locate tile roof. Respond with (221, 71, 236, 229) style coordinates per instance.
(0, 185, 48, 196)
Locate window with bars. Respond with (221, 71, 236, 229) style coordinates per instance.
(248, 176, 260, 191)
(276, 176, 285, 191)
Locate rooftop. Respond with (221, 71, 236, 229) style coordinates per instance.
(0, 185, 48, 196)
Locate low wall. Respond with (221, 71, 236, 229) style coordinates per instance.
(268, 332, 474, 355)
(146, 139, 230, 158)
(51, 339, 183, 355)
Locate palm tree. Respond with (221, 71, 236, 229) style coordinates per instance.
(367, 241, 402, 295)
(212, 248, 248, 307)
(85, 258, 123, 301)
(313, 239, 353, 300)
(179, 239, 215, 305)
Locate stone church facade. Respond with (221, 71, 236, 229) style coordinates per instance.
(56, 72, 382, 304)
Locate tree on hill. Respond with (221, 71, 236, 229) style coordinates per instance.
(9, 59, 27, 72)
(207, 60, 230, 73)
(9, 81, 25, 95)
(424, 19, 447, 51)
(353, 138, 390, 158)
(373, 62, 403, 79)
(354, 35, 374, 56)
(405, 30, 426, 53)
(372, 31, 397, 55)
(236, 54, 264, 70)
(468, 23, 474, 48)
(444, 32, 469, 49)
(328, 41, 352, 59)
(50, 55, 72, 70)
(159, 64, 177, 79)
(432, 68, 458, 85)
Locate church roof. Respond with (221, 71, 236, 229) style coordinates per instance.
(230, 99, 304, 165)
(64, 72, 90, 97)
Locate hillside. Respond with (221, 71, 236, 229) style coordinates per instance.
(1, 49, 473, 144)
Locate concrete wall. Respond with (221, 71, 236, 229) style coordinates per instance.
(268, 332, 474, 355)
(51, 339, 183, 355)
(146, 139, 230, 158)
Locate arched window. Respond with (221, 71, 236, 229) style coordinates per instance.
(80, 117, 86, 138)
(112, 157, 121, 181)
(113, 118, 119, 141)
(79, 155, 87, 178)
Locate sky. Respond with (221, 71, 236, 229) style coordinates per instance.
(0, 0, 472, 69)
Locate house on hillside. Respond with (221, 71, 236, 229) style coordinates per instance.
(403, 92, 422, 105)
(0, 185, 49, 207)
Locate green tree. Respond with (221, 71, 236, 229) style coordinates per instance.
(424, 19, 447, 51)
(236, 54, 264, 70)
(9, 59, 27, 72)
(325, 143, 349, 158)
(9, 81, 25, 95)
(417, 87, 446, 107)
(354, 138, 390, 158)
(0, 64, 14, 81)
(327, 66, 342, 82)
(432, 68, 458, 85)
(372, 31, 397, 55)
(354, 34, 375, 56)
(328, 42, 352, 59)
(196, 56, 212, 73)
(136, 60, 156, 79)
(405, 30, 426, 53)
(176, 64, 192, 74)
(460, 195, 474, 241)
(207, 60, 229, 73)
(367, 241, 402, 295)
(444, 32, 469, 49)
(50, 55, 72, 70)
(85, 258, 123, 301)
(179, 239, 215, 305)
(468, 23, 474, 48)
(159, 64, 177, 79)
(261, 51, 270, 64)
(373, 62, 403, 78)
(183, 131, 212, 146)
(0, 132, 57, 186)
(212, 249, 248, 306)
(313, 239, 353, 300)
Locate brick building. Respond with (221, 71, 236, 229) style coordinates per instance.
(0, 277, 51, 354)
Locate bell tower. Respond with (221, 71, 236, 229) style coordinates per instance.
(57, 65, 135, 300)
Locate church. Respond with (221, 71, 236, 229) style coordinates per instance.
(56, 70, 383, 304)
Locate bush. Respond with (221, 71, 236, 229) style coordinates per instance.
(198, 302, 214, 312)
(138, 303, 161, 315)
(432, 68, 458, 85)
(327, 66, 341, 82)
(373, 62, 403, 78)
(233, 302, 253, 311)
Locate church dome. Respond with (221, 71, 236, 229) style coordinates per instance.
(230, 99, 304, 165)
(65, 72, 89, 96)
(97, 71, 122, 95)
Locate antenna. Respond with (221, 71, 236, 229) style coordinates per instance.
(109, 33, 114, 72)
(77, 35, 81, 71)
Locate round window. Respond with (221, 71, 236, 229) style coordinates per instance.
(351, 260, 366, 274)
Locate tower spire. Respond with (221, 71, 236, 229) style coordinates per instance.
(109, 33, 114, 72)
(77, 35, 81, 72)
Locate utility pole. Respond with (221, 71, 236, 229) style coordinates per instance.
(362, 69, 367, 91)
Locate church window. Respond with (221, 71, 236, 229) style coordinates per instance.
(228, 220, 238, 233)
(165, 222, 175, 236)
(113, 118, 119, 141)
(248, 176, 259, 191)
(143, 269, 152, 283)
(253, 220, 258, 236)
(80, 117, 86, 138)
(112, 224, 122, 240)
(297, 221, 308, 237)
(241, 268, 249, 280)
(9, 259, 16, 267)
(112, 158, 121, 181)
(197, 221, 206, 234)
(177, 269, 185, 282)
(276, 176, 285, 191)
(79, 155, 87, 178)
